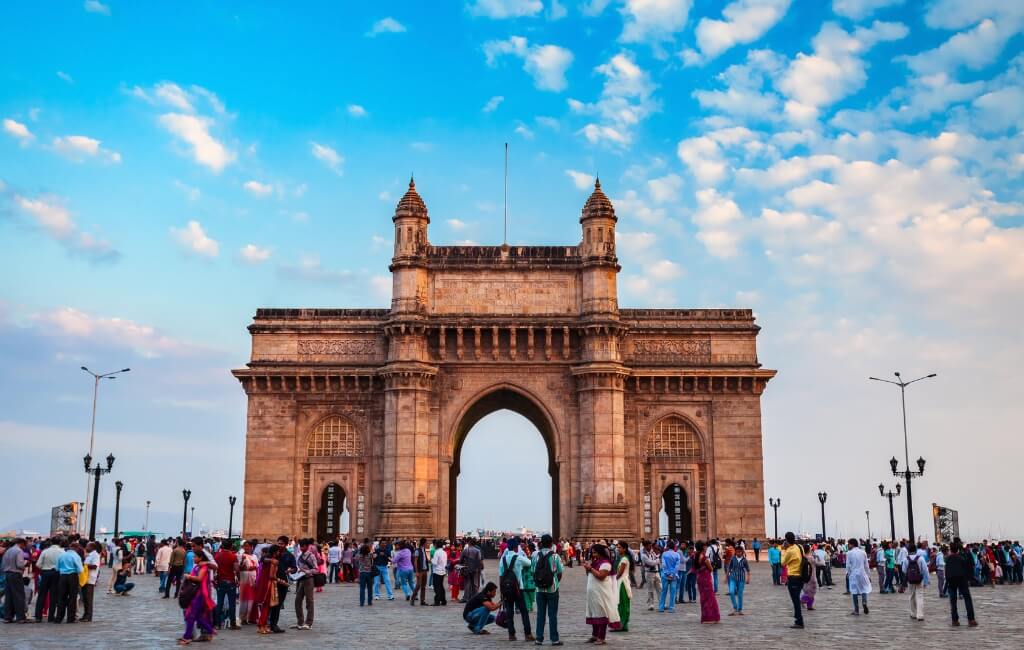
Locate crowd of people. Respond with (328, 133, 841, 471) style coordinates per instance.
(2, 530, 1019, 643)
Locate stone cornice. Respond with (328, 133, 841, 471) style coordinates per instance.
(231, 367, 383, 394)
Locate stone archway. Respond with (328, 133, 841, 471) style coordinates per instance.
(316, 482, 346, 542)
(661, 483, 692, 541)
(448, 386, 560, 540)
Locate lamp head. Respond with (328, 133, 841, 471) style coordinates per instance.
(927, 373, 936, 378)
(229, 496, 236, 506)
(83, 454, 92, 472)
(183, 489, 191, 500)
(105, 453, 115, 470)
(122, 368, 131, 373)
(115, 480, 123, 491)
(896, 483, 902, 495)
(894, 371, 901, 377)
(917, 456, 926, 473)
(878, 483, 884, 496)
(889, 456, 899, 474)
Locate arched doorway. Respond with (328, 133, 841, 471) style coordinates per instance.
(316, 482, 347, 542)
(661, 483, 692, 541)
(449, 387, 559, 540)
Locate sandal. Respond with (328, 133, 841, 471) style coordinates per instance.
(177, 640, 192, 646)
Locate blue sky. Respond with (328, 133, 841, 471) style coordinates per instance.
(1, 0, 1022, 539)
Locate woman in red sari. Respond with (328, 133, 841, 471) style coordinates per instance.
(249, 545, 280, 635)
(695, 541, 720, 624)
(447, 541, 463, 602)
(178, 540, 216, 645)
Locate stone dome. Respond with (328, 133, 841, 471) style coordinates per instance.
(581, 178, 616, 222)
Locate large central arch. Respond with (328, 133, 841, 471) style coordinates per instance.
(448, 385, 560, 540)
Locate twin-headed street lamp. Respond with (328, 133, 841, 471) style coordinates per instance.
(79, 366, 129, 533)
(768, 497, 781, 540)
(83, 453, 115, 541)
(817, 492, 828, 540)
(228, 496, 237, 541)
(870, 371, 935, 543)
(878, 482, 902, 541)
(113, 480, 124, 539)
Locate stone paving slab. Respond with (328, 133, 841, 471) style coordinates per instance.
(2, 561, 1018, 649)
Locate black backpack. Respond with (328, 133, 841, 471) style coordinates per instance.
(711, 547, 722, 570)
(799, 556, 813, 583)
(533, 550, 555, 590)
(906, 556, 923, 584)
(500, 554, 521, 599)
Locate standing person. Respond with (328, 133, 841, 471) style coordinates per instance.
(532, 534, 564, 646)
(695, 541, 720, 623)
(461, 538, 483, 603)
(356, 541, 375, 607)
(657, 541, 680, 612)
(81, 541, 101, 622)
(799, 544, 817, 611)
(781, 532, 804, 629)
(292, 538, 317, 630)
(179, 540, 215, 646)
(327, 541, 341, 584)
(675, 542, 691, 605)
(902, 541, 929, 621)
(431, 539, 449, 607)
(341, 542, 355, 583)
(874, 543, 887, 593)
(613, 540, 633, 632)
(268, 535, 295, 634)
(166, 539, 187, 599)
(726, 542, 750, 615)
(155, 540, 172, 594)
(846, 538, 871, 615)
(768, 541, 782, 586)
(53, 540, 83, 624)
(944, 539, 978, 627)
(410, 538, 430, 606)
(463, 582, 500, 635)
(583, 543, 619, 645)
(393, 541, 415, 601)
(34, 538, 62, 622)
(237, 541, 258, 625)
(752, 538, 762, 563)
(498, 537, 534, 641)
(372, 542, 394, 601)
(707, 539, 722, 593)
(935, 544, 947, 597)
(639, 541, 661, 611)
(1, 538, 28, 623)
(895, 541, 908, 592)
(250, 545, 280, 633)
(213, 539, 240, 630)
(448, 541, 464, 604)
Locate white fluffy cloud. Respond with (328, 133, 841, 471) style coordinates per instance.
(11, 193, 119, 262)
(565, 169, 595, 189)
(688, 0, 791, 64)
(366, 17, 406, 36)
(904, 19, 1019, 76)
(692, 188, 745, 258)
(484, 36, 574, 92)
(170, 220, 219, 258)
(832, 0, 903, 20)
(83, 0, 110, 15)
(778, 21, 908, 123)
(3, 118, 33, 145)
(468, 0, 543, 19)
(239, 244, 271, 264)
(311, 142, 344, 174)
(620, 0, 692, 44)
(347, 104, 368, 117)
(693, 49, 785, 119)
(52, 135, 121, 163)
(158, 113, 234, 172)
(574, 51, 657, 147)
(35, 307, 202, 359)
(482, 95, 504, 112)
(647, 173, 683, 202)
(677, 128, 762, 185)
(243, 180, 274, 198)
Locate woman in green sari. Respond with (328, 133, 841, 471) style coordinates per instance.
(613, 540, 634, 632)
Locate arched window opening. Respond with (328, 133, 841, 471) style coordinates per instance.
(308, 416, 362, 457)
(646, 416, 702, 459)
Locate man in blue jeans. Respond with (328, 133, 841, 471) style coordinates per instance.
(533, 534, 564, 645)
(213, 540, 240, 629)
(658, 542, 681, 612)
(463, 582, 500, 635)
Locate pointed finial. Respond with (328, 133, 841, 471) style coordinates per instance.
(409, 174, 415, 189)
(594, 173, 601, 190)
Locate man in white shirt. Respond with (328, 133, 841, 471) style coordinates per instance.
(430, 539, 448, 606)
(82, 542, 101, 622)
(35, 539, 65, 622)
(901, 542, 930, 621)
(154, 540, 173, 593)
(896, 543, 909, 592)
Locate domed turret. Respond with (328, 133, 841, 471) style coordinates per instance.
(392, 177, 429, 260)
(395, 177, 428, 219)
(580, 178, 616, 223)
(579, 178, 617, 261)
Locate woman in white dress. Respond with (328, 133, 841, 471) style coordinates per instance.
(583, 543, 619, 645)
(846, 538, 872, 615)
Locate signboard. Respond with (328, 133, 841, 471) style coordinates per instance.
(932, 503, 959, 544)
(50, 502, 79, 535)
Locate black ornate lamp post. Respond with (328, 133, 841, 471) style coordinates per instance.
(878, 482, 901, 541)
(113, 480, 123, 539)
(145, 500, 151, 533)
(870, 371, 935, 542)
(817, 492, 828, 540)
(83, 453, 115, 541)
(228, 496, 237, 541)
(768, 497, 781, 540)
(181, 489, 191, 538)
(865, 510, 871, 543)
(191, 507, 196, 535)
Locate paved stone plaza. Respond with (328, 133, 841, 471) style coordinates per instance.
(3, 561, 1019, 649)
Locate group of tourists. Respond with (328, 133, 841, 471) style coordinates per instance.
(4, 530, 1016, 643)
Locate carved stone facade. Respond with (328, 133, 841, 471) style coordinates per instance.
(234, 179, 776, 542)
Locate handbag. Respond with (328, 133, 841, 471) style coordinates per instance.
(495, 608, 508, 628)
(79, 566, 89, 588)
(178, 579, 199, 609)
(313, 572, 327, 588)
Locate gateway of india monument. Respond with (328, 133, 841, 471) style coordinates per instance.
(233, 179, 775, 542)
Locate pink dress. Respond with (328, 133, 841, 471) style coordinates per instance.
(698, 561, 720, 622)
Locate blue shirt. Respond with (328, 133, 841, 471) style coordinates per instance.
(767, 547, 782, 565)
(661, 549, 680, 576)
(57, 550, 84, 575)
(184, 550, 195, 575)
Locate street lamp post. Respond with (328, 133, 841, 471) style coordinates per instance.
(191, 506, 196, 535)
(865, 510, 871, 543)
(768, 498, 781, 540)
(817, 492, 828, 540)
(83, 453, 115, 541)
(145, 500, 151, 532)
(228, 496, 237, 541)
(182, 490, 191, 538)
(113, 480, 123, 539)
(879, 482, 902, 541)
(870, 371, 935, 543)
(79, 366, 130, 533)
